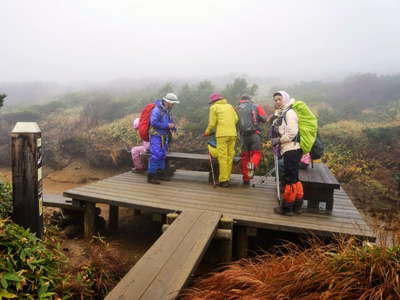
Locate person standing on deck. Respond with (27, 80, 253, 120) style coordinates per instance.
(204, 93, 238, 187)
(147, 93, 179, 184)
(236, 95, 267, 185)
(271, 91, 304, 215)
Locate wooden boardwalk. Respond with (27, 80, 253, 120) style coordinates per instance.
(105, 210, 221, 300)
(63, 170, 375, 239)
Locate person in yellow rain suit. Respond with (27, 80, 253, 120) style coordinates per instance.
(204, 93, 238, 187)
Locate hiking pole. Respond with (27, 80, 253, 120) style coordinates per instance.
(273, 146, 281, 206)
(208, 152, 217, 188)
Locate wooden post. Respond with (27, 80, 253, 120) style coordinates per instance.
(84, 202, 96, 238)
(219, 217, 233, 262)
(166, 212, 179, 224)
(109, 205, 119, 232)
(11, 122, 43, 238)
(236, 226, 248, 259)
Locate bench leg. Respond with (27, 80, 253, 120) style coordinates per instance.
(109, 205, 119, 232)
(84, 202, 96, 239)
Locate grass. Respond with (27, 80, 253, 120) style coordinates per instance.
(182, 237, 400, 300)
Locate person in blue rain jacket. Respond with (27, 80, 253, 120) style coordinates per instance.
(147, 93, 179, 184)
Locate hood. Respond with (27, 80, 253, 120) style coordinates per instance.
(277, 90, 291, 109)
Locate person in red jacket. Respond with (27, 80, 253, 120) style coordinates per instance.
(236, 95, 267, 185)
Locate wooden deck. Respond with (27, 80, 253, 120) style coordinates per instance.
(63, 170, 375, 239)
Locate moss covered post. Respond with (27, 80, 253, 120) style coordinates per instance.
(11, 122, 43, 238)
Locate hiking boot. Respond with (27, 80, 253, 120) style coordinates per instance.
(273, 205, 294, 216)
(293, 199, 304, 214)
(219, 181, 230, 188)
(147, 173, 160, 184)
(156, 170, 171, 181)
(247, 162, 255, 179)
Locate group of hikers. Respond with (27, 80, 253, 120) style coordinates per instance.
(131, 90, 320, 216)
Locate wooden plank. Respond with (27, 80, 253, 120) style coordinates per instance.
(299, 163, 340, 188)
(105, 210, 221, 300)
(141, 211, 221, 299)
(105, 210, 201, 299)
(143, 151, 241, 163)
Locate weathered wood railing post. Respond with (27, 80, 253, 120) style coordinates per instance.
(11, 122, 43, 238)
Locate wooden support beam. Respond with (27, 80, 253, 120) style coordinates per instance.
(11, 122, 43, 238)
(84, 202, 96, 239)
(246, 226, 258, 237)
(219, 216, 233, 262)
(236, 226, 248, 259)
(167, 212, 179, 224)
(109, 205, 119, 232)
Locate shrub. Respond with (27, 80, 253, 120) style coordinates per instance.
(0, 181, 12, 219)
(0, 219, 69, 299)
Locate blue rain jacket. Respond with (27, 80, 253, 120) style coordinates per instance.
(150, 99, 173, 136)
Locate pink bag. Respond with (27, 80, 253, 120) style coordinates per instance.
(299, 153, 311, 169)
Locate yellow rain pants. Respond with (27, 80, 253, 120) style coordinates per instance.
(208, 144, 218, 158)
(216, 136, 236, 183)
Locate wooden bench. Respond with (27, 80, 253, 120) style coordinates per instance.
(299, 163, 340, 214)
(105, 210, 221, 300)
(143, 151, 240, 163)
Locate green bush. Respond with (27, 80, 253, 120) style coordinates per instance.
(0, 219, 69, 299)
(0, 181, 12, 219)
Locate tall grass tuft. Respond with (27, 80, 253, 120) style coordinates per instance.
(182, 237, 400, 300)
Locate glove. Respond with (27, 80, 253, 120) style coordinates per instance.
(203, 132, 209, 137)
(271, 137, 280, 146)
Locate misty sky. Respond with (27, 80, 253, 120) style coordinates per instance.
(1, 0, 400, 82)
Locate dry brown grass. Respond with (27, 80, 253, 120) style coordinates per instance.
(60, 237, 131, 299)
(182, 237, 400, 300)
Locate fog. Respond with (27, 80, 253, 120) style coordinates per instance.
(1, 0, 400, 82)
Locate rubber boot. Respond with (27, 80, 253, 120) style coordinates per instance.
(219, 181, 230, 188)
(293, 181, 304, 214)
(157, 169, 170, 181)
(147, 173, 160, 184)
(274, 203, 294, 216)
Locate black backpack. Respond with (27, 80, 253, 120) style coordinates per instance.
(236, 102, 258, 135)
(310, 131, 324, 160)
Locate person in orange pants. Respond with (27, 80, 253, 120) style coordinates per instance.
(270, 90, 304, 215)
(236, 95, 267, 185)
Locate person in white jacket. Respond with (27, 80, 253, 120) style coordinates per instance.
(271, 91, 304, 215)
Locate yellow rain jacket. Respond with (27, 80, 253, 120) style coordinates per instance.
(205, 99, 238, 137)
(205, 99, 238, 183)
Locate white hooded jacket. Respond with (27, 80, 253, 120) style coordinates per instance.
(273, 91, 301, 155)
